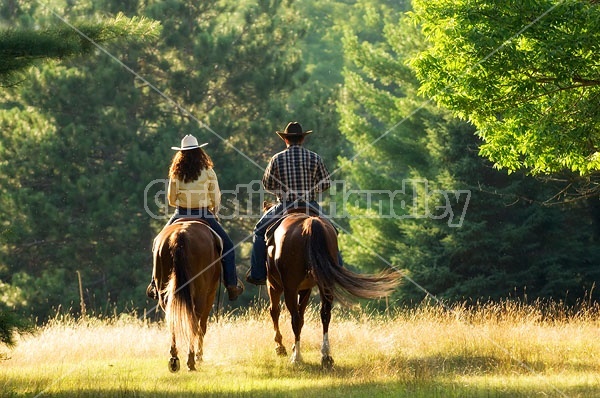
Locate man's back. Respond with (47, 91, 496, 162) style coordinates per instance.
(263, 145, 331, 201)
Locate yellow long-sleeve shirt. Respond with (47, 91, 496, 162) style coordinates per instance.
(167, 168, 221, 213)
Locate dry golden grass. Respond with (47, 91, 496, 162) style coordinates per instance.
(1, 300, 599, 397)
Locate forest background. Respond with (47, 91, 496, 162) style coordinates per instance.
(1, 0, 599, 324)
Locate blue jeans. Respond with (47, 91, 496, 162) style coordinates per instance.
(167, 208, 238, 287)
(249, 200, 323, 280)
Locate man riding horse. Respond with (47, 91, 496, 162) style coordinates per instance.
(246, 121, 333, 285)
(250, 123, 400, 368)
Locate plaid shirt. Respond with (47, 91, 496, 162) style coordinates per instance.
(262, 145, 331, 201)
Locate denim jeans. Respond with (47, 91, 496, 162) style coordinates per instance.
(167, 208, 238, 287)
(249, 200, 323, 280)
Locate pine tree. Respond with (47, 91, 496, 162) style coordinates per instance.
(0, 3, 160, 341)
(0, 12, 160, 86)
(0, 0, 312, 320)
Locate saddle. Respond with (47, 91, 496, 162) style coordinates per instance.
(172, 217, 211, 226)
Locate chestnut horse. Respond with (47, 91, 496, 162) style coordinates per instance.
(266, 212, 401, 369)
(152, 219, 221, 372)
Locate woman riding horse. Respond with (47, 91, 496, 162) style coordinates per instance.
(152, 218, 221, 371)
(147, 134, 243, 301)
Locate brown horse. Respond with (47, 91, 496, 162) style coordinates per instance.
(266, 212, 401, 369)
(152, 219, 221, 372)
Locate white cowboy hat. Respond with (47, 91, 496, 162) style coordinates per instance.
(171, 134, 208, 151)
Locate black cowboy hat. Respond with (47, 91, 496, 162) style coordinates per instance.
(276, 122, 312, 140)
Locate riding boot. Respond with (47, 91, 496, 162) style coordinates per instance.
(226, 279, 244, 301)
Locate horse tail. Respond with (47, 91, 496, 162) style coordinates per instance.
(165, 231, 200, 348)
(306, 218, 401, 305)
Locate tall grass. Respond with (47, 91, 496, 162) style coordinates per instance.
(1, 300, 599, 397)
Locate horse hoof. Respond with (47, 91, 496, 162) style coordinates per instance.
(321, 355, 334, 370)
(276, 346, 287, 356)
(168, 357, 181, 373)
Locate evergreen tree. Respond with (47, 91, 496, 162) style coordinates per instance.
(0, 0, 314, 320)
(0, 306, 33, 349)
(0, 11, 160, 85)
(0, 2, 160, 340)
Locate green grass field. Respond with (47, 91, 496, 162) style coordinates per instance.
(1, 301, 599, 397)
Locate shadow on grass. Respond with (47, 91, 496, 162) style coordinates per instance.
(2, 354, 597, 398)
(403, 353, 600, 377)
(238, 352, 591, 382)
(1, 382, 595, 398)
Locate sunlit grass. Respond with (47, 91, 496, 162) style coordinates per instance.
(1, 300, 599, 397)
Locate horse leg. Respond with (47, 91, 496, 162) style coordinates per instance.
(168, 332, 181, 373)
(283, 289, 311, 365)
(320, 293, 334, 370)
(187, 320, 200, 372)
(187, 342, 196, 371)
(269, 286, 287, 356)
(284, 289, 303, 364)
(187, 302, 209, 370)
(298, 289, 311, 333)
(196, 304, 211, 363)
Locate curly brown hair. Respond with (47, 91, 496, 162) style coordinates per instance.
(168, 148, 214, 183)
